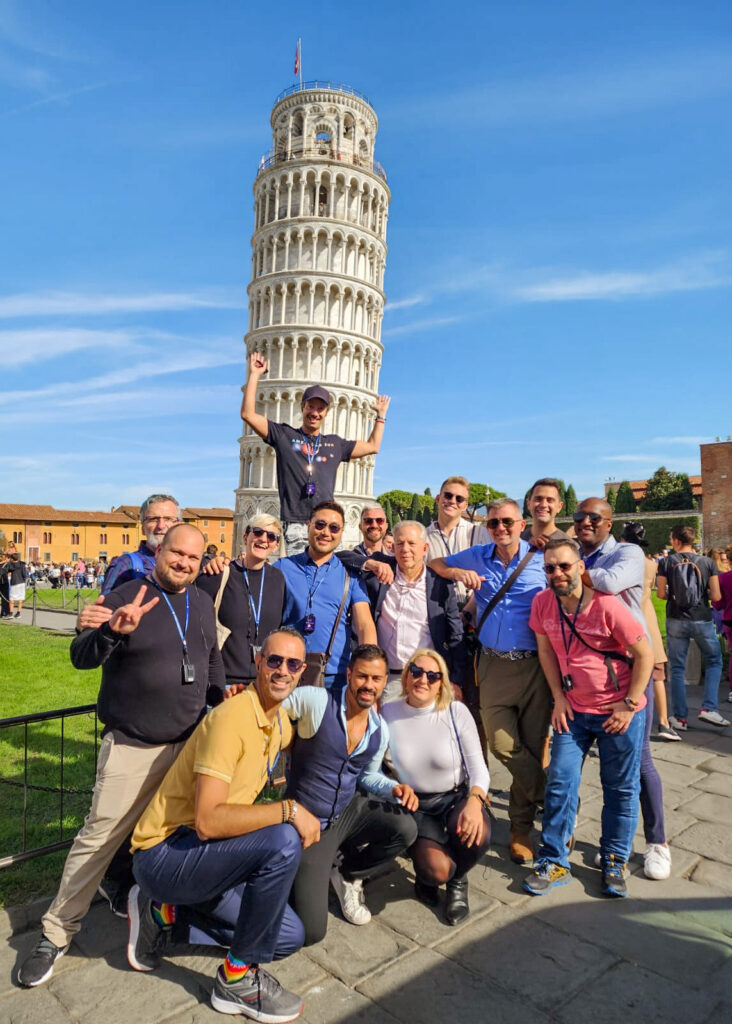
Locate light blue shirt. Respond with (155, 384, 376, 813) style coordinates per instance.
(582, 536, 649, 638)
(283, 686, 395, 802)
(445, 540, 546, 651)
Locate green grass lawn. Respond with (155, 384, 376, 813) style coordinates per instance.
(651, 593, 666, 639)
(0, 624, 100, 909)
(25, 586, 99, 613)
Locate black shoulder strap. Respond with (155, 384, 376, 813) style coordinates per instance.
(324, 572, 351, 662)
(557, 596, 632, 667)
(475, 545, 536, 638)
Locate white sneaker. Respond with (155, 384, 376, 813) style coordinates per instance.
(668, 716, 688, 731)
(644, 843, 672, 880)
(698, 709, 730, 727)
(330, 867, 371, 925)
(727, 691, 732, 703)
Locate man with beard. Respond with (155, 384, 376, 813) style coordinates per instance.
(285, 644, 418, 944)
(101, 494, 181, 595)
(18, 524, 224, 988)
(353, 504, 389, 558)
(525, 539, 652, 898)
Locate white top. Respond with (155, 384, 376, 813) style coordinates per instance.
(381, 698, 490, 795)
(426, 520, 490, 606)
(376, 566, 432, 671)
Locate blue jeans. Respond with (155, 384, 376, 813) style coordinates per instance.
(133, 823, 303, 964)
(666, 618, 723, 718)
(538, 709, 645, 869)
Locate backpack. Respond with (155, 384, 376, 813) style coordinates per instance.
(667, 555, 705, 612)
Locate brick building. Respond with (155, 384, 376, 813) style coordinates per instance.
(700, 439, 732, 549)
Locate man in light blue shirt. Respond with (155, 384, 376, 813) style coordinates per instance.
(430, 497, 549, 865)
(275, 501, 377, 687)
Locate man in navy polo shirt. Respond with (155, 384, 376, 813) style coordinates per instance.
(241, 350, 390, 554)
(430, 497, 548, 866)
(275, 501, 377, 687)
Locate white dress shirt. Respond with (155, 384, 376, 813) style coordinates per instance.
(377, 566, 433, 671)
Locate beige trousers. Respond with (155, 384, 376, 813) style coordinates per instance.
(478, 653, 552, 833)
(42, 732, 182, 948)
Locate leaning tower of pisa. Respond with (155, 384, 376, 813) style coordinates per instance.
(233, 81, 390, 552)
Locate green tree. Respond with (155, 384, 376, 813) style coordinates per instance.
(615, 480, 636, 514)
(641, 467, 695, 512)
(423, 487, 432, 497)
(408, 493, 421, 521)
(383, 498, 394, 529)
(606, 487, 617, 511)
(377, 490, 414, 521)
(421, 503, 432, 527)
(564, 484, 578, 515)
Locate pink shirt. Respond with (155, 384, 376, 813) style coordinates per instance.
(530, 589, 647, 714)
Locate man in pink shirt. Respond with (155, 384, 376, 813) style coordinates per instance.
(524, 538, 653, 899)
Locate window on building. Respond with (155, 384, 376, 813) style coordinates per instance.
(71, 532, 79, 545)
(71, 551, 79, 561)
(203, 520, 209, 527)
(220, 533, 226, 543)
(122, 532, 130, 545)
(42, 531, 52, 544)
(99, 533, 107, 544)
(220, 520, 226, 528)
(13, 531, 22, 543)
(44, 552, 51, 562)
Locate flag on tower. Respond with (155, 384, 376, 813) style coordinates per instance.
(294, 39, 301, 76)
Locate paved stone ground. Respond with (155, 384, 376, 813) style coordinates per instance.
(2, 687, 731, 1024)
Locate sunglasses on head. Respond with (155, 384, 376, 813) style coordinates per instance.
(363, 517, 386, 526)
(312, 519, 342, 534)
(249, 526, 281, 544)
(544, 561, 580, 575)
(442, 490, 467, 505)
(265, 654, 305, 673)
(486, 517, 516, 530)
(573, 511, 604, 524)
(407, 663, 443, 684)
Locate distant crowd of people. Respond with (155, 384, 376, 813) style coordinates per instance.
(12, 353, 731, 1023)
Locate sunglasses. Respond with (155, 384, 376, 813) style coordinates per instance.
(363, 517, 386, 526)
(572, 512, 605, 524)
(265, 654, 305, 673)
(486, 517, 516, 530)
(312, 519, 342, 534)
(407, 663, 443, 684)
(249, 526, 281, 544)
(544, 561, 580, 575)
(441, 491, 467, 505)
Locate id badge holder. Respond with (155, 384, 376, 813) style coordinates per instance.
(182, 654, 196, 685)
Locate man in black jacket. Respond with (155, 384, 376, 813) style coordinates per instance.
(364, 520, 467, 702)
(17, 523, 225, 989)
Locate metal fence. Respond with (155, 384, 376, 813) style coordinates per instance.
(0, 704, 99, 868)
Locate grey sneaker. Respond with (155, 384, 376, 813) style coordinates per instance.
(17, 936, 70, 987)
(127, 884, 169, 972)
(657, 723, 681, 742)
(210, 964, 303, 1021)
(601, 855, 628, 898)
(98, 878, 130, 918)
(523, 859, 571, 895)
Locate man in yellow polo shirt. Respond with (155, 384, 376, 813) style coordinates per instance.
(127, 627, 320, 1023)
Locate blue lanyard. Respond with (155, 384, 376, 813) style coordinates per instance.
(300, 430, 321, 471)
(149, 578, 189, 654)
(307, 558, 331, 609)
(242, 564, 266, 635)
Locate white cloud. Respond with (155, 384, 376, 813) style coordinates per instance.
(382, 315, 462, 338)
(0, 50, 52, 91)
(385, 294, 426, 312)
(0, 288, 243, 318)
(0, 326, 141, 368)
(649, 436, 714, 445)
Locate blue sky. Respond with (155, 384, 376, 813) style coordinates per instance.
(1, 0, 730, 512)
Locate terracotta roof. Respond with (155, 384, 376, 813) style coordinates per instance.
(604, 476, 702, 500)
(0, 504, 135, 524)
(182, 508, 234, 518)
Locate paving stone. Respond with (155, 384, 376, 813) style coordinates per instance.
(652, 761, 707, 790)
(674, 821, 732, 866)
(305, 915, 414, 987)
(699, 755, 732, 777)
(624, 872, 732, 938)
(650, 739, 721, 768)
(678, 791, 732, 825)
(434, 902, 617, 1011)
(464, 850, 533, 907)
(635, 805, 698, 843)
(357, 947, 551, 1024)
(691, 858, 732, 894)
(556, 960, 717, 1024)
(0, 987, 72, 1024)
(299, 976, 398, 1024)
(1, 930, 88, 998)
(691, 771, 732, 797)
(72, 903, 128, 959)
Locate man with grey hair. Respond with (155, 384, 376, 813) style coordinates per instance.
(364, 520, 466, 702)
(101, 494, 181, 595)
(430, 498, 549, 865)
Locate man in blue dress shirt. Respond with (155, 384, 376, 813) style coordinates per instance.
(275, 501, 377, 688)
(430, 497, 549, 865)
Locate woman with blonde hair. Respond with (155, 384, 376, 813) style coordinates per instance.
(379, 648, 490, 925)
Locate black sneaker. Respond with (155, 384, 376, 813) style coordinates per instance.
(98, 878, 130, 918)
(17, 936, 70, 987)
(210, 964, 303, 1021)
(523, 858, 572, 895)
(601, 855, 628, 898)
(126, 884, 169, 971)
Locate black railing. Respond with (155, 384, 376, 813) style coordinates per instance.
(0, 704, 99, 868)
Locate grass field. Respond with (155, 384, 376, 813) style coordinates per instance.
(25, 586, 99, 613)
(0, 624, 100, 909)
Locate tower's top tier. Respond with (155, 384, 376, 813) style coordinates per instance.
(257, 81, 386, 183)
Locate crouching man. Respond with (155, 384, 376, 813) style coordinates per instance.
(128, 628, 320, 1022)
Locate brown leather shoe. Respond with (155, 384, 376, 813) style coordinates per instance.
(509, 830, 534, 864)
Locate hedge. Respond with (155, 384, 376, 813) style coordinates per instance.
(554, 512, 701, 555)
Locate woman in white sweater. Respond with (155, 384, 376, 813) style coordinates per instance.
(380, 648, 491, 925)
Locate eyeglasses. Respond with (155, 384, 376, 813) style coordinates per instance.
(143, 516, 178, 525)
(312, 519, 342, 534)
(265, 654, 305, 673)
(249, 526, 281, 544)
(407, 663, 443, 684)
(544, 561, 580, 575)
(572, 512, 606, 524)
(441, 491, 467, 505)
(363, 517, 386, 526)
(486, 517, 516, 530)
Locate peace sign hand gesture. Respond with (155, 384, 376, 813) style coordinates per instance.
(107, 586, 160, 635)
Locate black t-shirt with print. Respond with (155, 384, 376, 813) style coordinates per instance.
(266, 421, 355, 523)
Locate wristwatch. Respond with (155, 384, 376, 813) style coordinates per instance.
(623, 696, 639, 711)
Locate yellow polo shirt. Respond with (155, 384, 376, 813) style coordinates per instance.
(131, 687, 293, 851)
